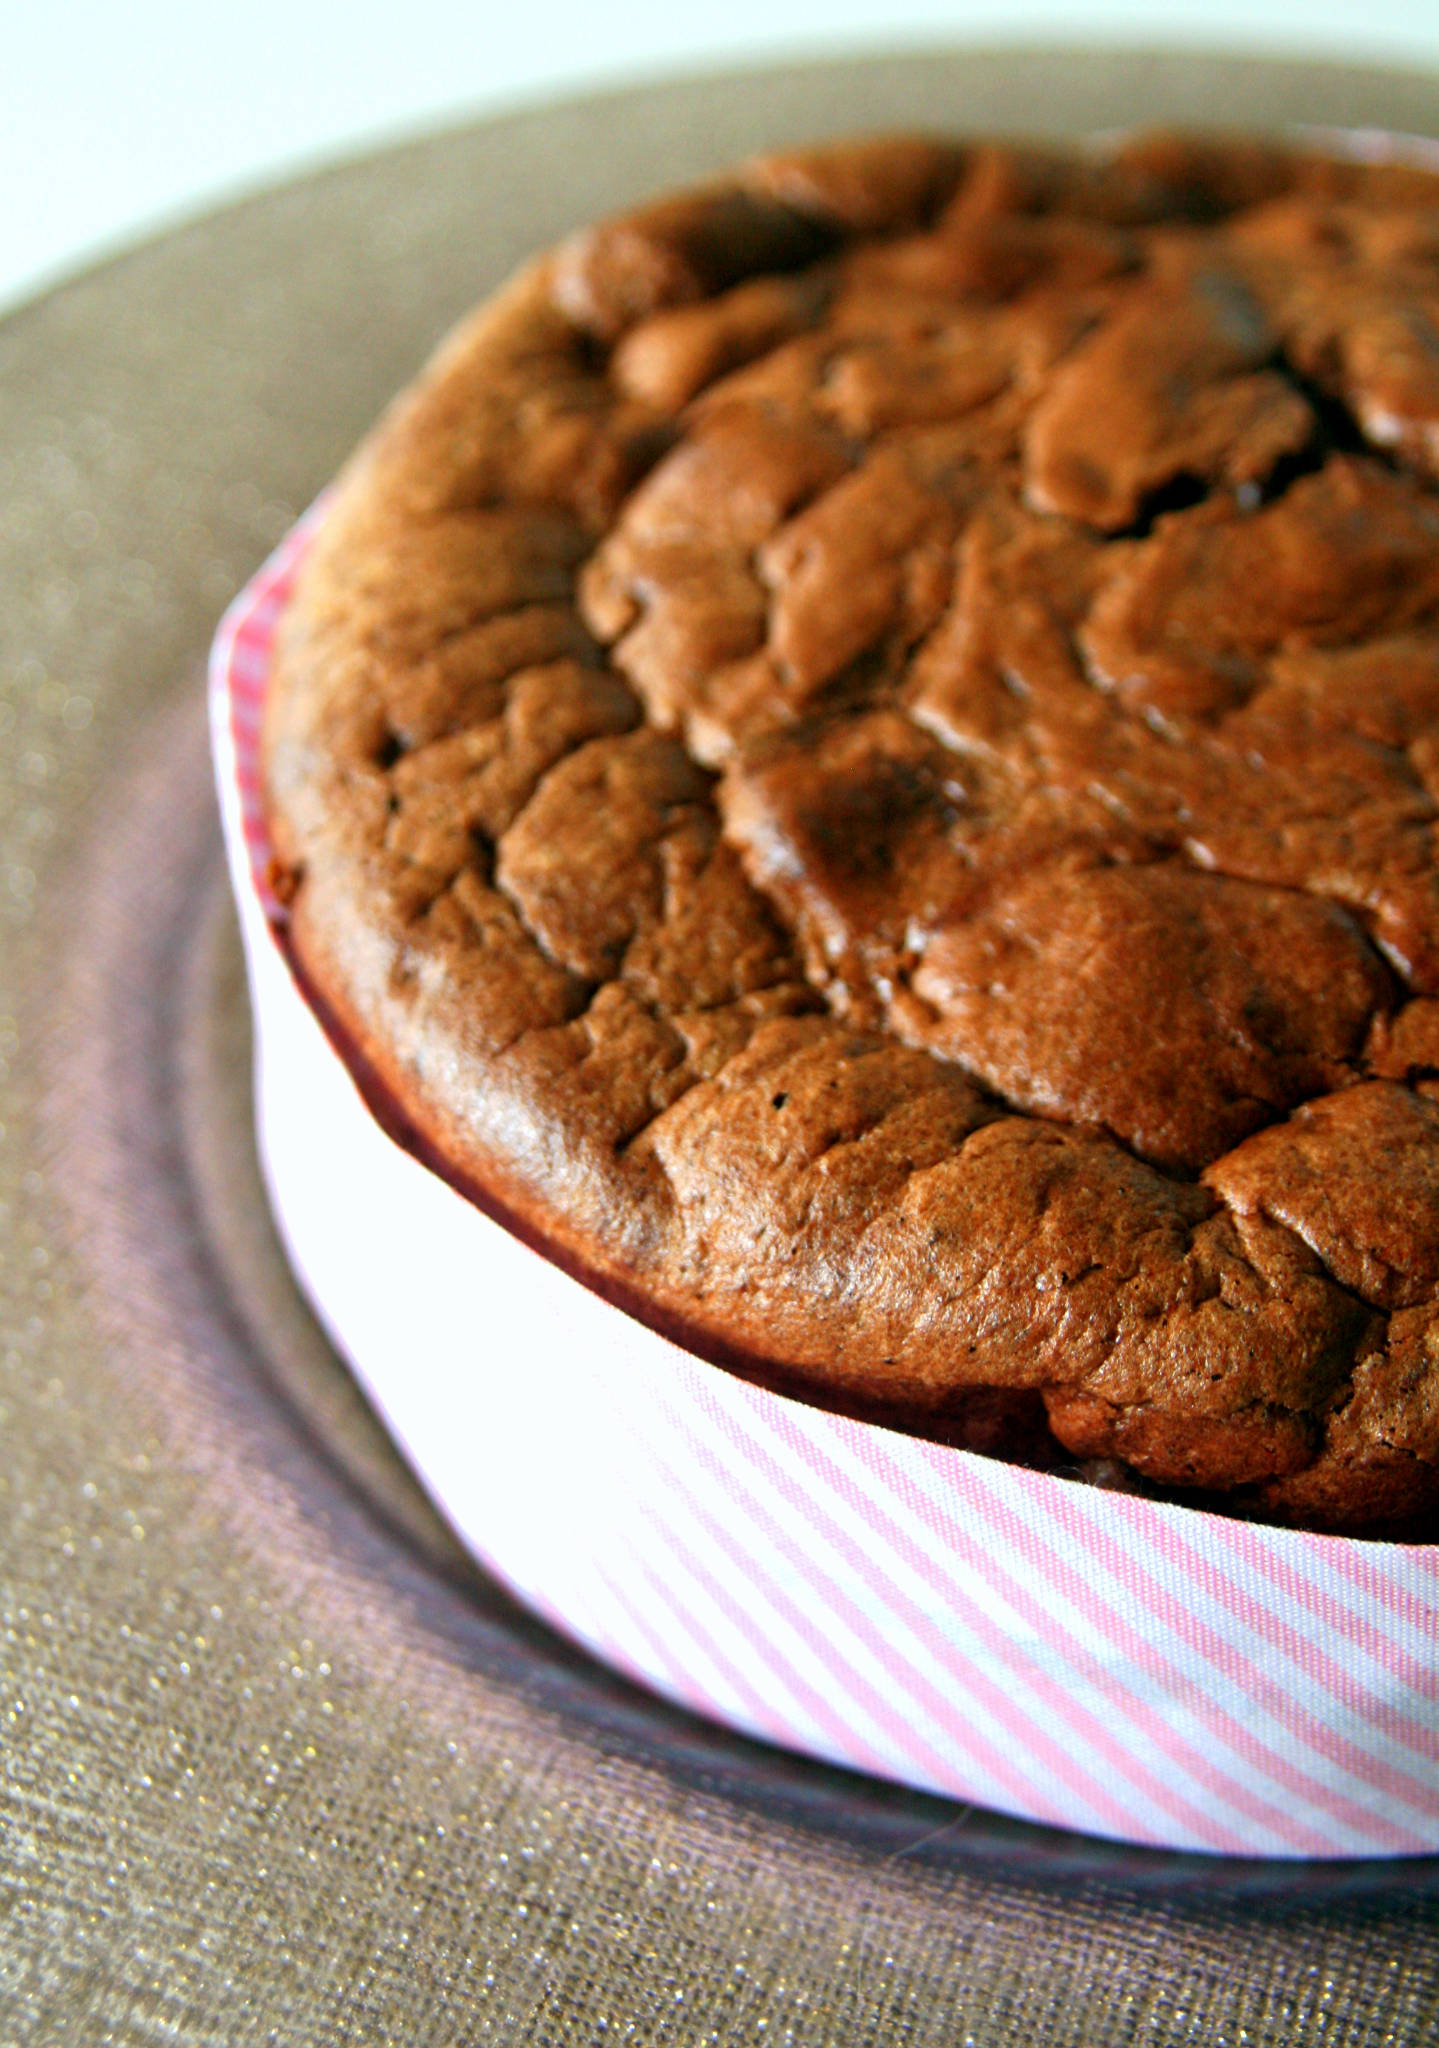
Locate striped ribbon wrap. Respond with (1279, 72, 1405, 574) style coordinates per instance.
(212, 518, 1439, 1859)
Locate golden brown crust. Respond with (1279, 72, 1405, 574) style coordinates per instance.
(264, 131, 1439, 1533)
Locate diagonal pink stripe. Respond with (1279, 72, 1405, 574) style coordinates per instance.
(964, 1466, 1436, 1848)
(641, 1423, 961, 1782)
(663, 1382, 1232, 1845)
(1217, 1510, 1439, 1685)
(885, 1439, 1438, 1848)
(1024, 1477, 1439, 1823)
(704, 1387, 1354, 1854)
(599, 1539, 874, 1762)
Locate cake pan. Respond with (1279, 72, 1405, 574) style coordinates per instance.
(214, 510, 1439, 1859)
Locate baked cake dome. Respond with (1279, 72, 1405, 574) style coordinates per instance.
(264, 131, 1439, 1534)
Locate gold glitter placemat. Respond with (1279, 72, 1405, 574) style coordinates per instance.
(4, 47, 1439, 2045)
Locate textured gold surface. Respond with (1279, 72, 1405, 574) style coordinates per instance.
(5, 48, 1439, 2044)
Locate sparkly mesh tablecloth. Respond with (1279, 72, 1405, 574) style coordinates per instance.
(4, 47, 1439, 2045)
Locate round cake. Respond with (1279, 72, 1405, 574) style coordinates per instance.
(263, 130, 1439, 1536)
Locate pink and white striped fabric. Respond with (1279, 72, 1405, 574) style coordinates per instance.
(211, 526, 1439, 1860)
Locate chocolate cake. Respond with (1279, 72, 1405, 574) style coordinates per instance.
(263, 131, 1439, 1535)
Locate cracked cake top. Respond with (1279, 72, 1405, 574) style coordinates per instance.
(263, 131, 1439, 1534)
